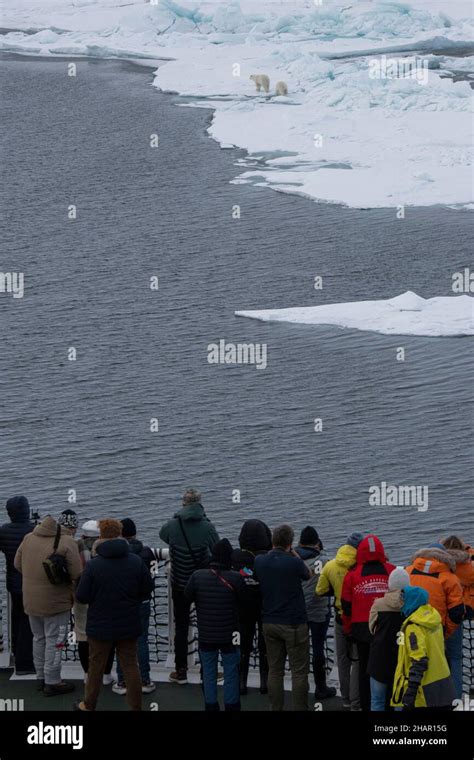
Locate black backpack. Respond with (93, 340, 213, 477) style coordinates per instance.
(43, 525, 71, 585)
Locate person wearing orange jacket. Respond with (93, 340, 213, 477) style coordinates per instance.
(440, 536, 474, 699)
(406, 542, 464, 699)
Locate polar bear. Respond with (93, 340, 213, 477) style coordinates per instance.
(250, 74, 270, 93)
(275, 81, 288, 96)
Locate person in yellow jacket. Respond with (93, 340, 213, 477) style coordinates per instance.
(391, 585, 455, 710)
(316, 533, 363, 710)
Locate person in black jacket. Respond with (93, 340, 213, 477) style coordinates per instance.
(231, 519, 272, 695)
(74, 519, 154, 712)
(113, 518, 156, 695)
(185, 538, 247, 711)
(0, 496, 35, 674)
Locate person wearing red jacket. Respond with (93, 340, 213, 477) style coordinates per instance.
(341, 534, 395, 711)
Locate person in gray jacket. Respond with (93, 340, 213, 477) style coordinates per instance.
(295, 526, 336, 700)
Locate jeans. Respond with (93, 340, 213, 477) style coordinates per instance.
(334, 620, 360, 709)
(370, 677, 388, 711)
(28, 610, 70, 685)
(263, 623, 310, 711)
(10, 592, 34, 672)
(85, 638, 141, 711)
(172, 585, 192, 671)
(445, 623, 464, 699)
(199, 645, 240, 710)
(117, 601, 151, 683)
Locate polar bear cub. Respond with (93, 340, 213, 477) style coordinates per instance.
(250, 73, 270, 93)
(275, 81, 288, 96)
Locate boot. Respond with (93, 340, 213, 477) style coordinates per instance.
(240, 654, 249, 696)
(314, 661, 336, 700)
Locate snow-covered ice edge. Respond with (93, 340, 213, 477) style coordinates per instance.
(0, 0, 473, 209)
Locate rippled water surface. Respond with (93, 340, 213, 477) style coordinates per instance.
(1, 55, 472, 564)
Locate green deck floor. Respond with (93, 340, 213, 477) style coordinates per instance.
(0, 668, 343, 711)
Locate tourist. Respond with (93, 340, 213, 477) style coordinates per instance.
(0, 496, 35, 675)
(74, 520, 116, 686)
(74, 519, 154, 712)
(113, 518, 156, 695)
(367, 567, 409, 710)
(159, 488, 219, 685)
(391, 585, 455, 710)
(440, 536, 474, 698)
(316, 533, 363, 710)
(14, 514, 81, 695)
(341, 534, 395, 711)
(254, 524, 310, 711)
(295, 526, 336, 700)
(231, 518, 272, 695)
(184, 538, 246, 711)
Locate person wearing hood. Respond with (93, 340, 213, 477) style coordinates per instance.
(367, 567, 410, 710)
(440, 536, 474, 699)
(316, 532, 363, 710)
(0, 495, 35, 675)
(406, 542, 464, 645)
(14, 514, 82, 695)
(113, 518, 156, 696)
(295, 526, 336, 700)
(341, 534, 395, 711)
(231, 518, 272, 695)
(159, 488, 220, 685)
(74, 519, 154, 712)
(73, 520, 116, 688)
(184, 538, 247, 711)
(391, 586, 455, 710)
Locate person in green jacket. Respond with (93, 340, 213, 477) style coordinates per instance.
(159, 489, 219, 684)
(391, 585, 455, 710)
(316, 533, 363, 710)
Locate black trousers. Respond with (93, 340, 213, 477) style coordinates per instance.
(10, 592, 34, 672)
(172, 584, 192, 671)
(356, 640, 371, 712)
(239, 605, 267, 675)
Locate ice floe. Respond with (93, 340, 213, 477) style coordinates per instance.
(235, 292, 474, 337)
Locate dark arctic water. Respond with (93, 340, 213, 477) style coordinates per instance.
(0, 55, 472, 565)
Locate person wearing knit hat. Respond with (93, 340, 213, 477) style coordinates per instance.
(120, 518, 136, 539)
(316, 535, 362, 710)
(74, 519, 115, 688)
(346, 532, 364, 549)
(184, 538, 247, 711)
(367, 566, 409, 710)
(295, 527, 335, 700)
(58, 509, 78, 536)
(113, 518, 156, 696)
(388, 567, 410, 591)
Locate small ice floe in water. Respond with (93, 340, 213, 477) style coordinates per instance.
(235, 292, 474, 337)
